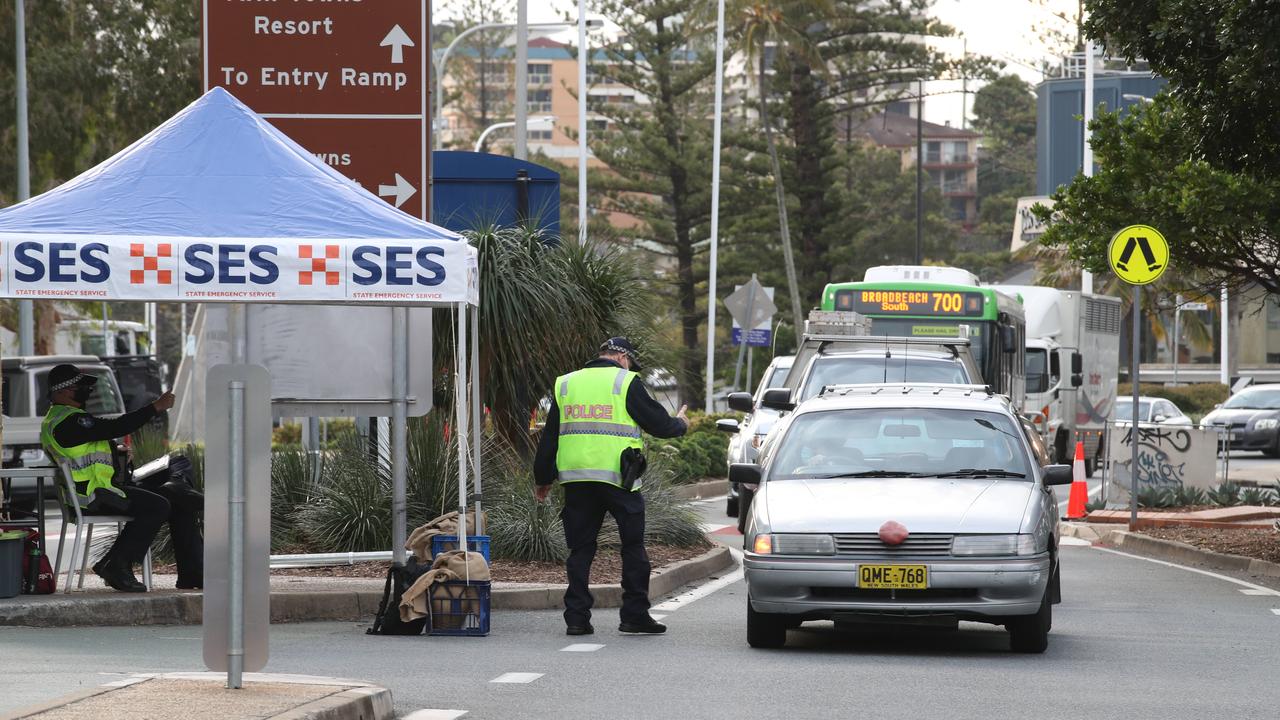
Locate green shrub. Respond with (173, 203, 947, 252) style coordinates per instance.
(272, 422, 302, 447)
(1240, 487, 1276, 507)
(1207, 481, 1242, 507)
(1172, 484, 1208, 506)
(1117, 383, 1229, 416)
(1137, 486, 1175, 508)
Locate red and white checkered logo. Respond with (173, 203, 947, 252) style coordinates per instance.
(298, 244, 340, 286)
(130, 243, 173, 285)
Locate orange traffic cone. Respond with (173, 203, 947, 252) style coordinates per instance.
(1066, 441, 1088, 519)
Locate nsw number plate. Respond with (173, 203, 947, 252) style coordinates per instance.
(858, 564, 927, 589)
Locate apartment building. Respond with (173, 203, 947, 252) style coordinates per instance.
(854, 110, 980, 226)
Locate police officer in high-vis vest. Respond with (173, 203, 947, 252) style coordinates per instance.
(41, 364, 202, 593)
(534, 337, 689, 636)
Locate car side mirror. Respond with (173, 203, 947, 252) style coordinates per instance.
(1042, 464, 1074, 486)
(1070, 352, 1083, 375)
(1071, 373, 1083, 388)
(729, 462, 762, 486)
(715, 418, 740, 434)
(726, 392, 755, 413)
(1153, 414, 1167, 423)
(759, 388, 795, 412)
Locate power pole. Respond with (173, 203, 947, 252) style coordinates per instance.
(15, 0, 34, 356)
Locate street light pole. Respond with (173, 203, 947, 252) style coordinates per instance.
(515, 0, 528, 160)
(577, 0, 588, 246)
(474, 116, 554, 153)
(704, 0, 727, 412)
(1082, 39, 1095, 294)
(15, 0, 33, 356)
(915, 78, 924, 265)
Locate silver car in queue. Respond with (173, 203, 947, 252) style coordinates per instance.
(734, 383, 1073, 653)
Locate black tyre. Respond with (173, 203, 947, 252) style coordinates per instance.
(1263, 434, 1280, 459)
(737, 487, 754, 534)
(747, 599, 787, 648)
(1007, 591, 1051, 654)
(726, 493, 739, 518)
(1083, 456, 1096, 478)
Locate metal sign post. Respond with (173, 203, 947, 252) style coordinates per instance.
(1107, 224, 1169, 530)
(204, 364, 271, 683)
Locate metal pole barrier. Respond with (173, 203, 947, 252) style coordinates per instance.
(1130, 286, 1140, 529)
(391, 307, 408, 567)
(470, 304, 483, 533)
(1173, 295, 1181, 386)
(227, 381, 245, 689)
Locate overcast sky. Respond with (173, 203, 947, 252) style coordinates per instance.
(434, 0, 1082, 127)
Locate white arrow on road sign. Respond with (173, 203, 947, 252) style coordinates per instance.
(380, 25, 415, 64)
(378, 173, 416, 208)
(724, 276, 777, 332)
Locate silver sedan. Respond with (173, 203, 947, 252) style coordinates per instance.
(734, 384, 1073, 652)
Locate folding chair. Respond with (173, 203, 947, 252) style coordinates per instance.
(53, 461, 151, 593)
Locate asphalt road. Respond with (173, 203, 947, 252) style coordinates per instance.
(4, 497, 1280, 719)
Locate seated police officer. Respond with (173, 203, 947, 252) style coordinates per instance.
(40, 364, 203, 592)
(534, 337, 689, 636)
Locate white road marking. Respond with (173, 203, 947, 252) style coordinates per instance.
(560, 643, 605, 652)
(1272, 609, 1280, 616)
(651, 548, 743, 613)
(490, 673, 543, 684)
(403, 711, 468, 720)
(694, 496, 727, 505)
(1239, 588, 1278, 596)
(1093, 546, 1280, 595)
(1059, 537, 1092, 547)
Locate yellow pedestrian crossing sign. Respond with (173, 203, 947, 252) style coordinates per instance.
(1108, 225, 1169, 285)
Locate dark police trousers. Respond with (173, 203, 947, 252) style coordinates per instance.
(88, 484, 204, 586)
(561, 482, 651, 626)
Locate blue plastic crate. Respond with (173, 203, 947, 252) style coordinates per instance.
(428, 580, 491, 637)
(430, 535, 491, 563)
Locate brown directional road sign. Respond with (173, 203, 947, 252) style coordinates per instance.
(203, 1, 429, 220)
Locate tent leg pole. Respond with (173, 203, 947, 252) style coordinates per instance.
(455, 303, 469, 560)
(391, 306, 408, 567)
(470, 303, 482, 534)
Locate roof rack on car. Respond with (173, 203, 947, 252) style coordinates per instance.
(818, 383, 995, 398)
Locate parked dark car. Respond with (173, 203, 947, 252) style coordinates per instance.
(1201, 384, 1280, 457)
(101, 355, 168, 436)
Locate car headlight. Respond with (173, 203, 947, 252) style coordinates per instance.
(1254, 418, 1279, 430)
(752, 534, 835, 556)
(19, 448, 46, 464)
(951, 534, 1041, 557)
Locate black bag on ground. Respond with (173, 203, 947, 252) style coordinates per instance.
(367, 559, 429, 636)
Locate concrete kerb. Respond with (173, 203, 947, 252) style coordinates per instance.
(0, 673, 393, 720)
(0, 546, 735, 626)
(672, 478, 729, 500)
(1059, 521, 1280, 579)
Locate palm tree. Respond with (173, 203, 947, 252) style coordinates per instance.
(729, 0, 834, 343)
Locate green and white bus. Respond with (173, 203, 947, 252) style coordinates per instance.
(820, 266, 1026, 407)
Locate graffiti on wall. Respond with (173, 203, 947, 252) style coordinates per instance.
(1108, 424, 1219, 502)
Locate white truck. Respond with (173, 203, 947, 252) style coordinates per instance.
(993, 286, 1122, 475)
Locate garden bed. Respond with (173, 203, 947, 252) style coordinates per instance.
(1139, 526, 1280, 565)
(156, 543, 712, 584)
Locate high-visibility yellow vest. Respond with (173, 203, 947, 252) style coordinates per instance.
(40, 405, 122, 504)
(554, 366, 644, 491)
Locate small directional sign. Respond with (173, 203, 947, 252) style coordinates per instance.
(1108, 225, 1169, 285)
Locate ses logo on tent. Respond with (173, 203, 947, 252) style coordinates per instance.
(1, 236, 468, 304)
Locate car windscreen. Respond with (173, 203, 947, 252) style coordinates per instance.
(1114, 400, 1151, 422)
(800, 356, 968, 400)
(770, 407, 1032, 480)
(1223, 389, 1280, 410)
(34, 369, 125, 417)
